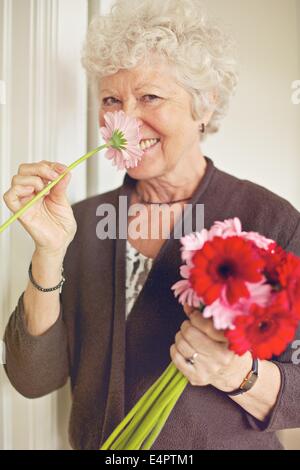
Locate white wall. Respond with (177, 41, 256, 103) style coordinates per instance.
(201, 0, 300, 211)
(0, 0, 299, 450)
(0, 0, 88, 450)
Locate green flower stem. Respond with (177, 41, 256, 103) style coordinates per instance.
(116, 372, 185, 451)
(0, 144, 106, 234)
(102, 362, 177, 450)
(100, 361, 177, 450)
(109, 364, 180, 450)
(140, 379, 187, 450)
(140, 396, 179, 450)
(120, 372, 186, 450)
(137, 375, 188, 451)
(113, 370, 184, 450)
(123, 373, 188, 450)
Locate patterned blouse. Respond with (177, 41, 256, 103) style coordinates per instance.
(125, 240, 154, 320)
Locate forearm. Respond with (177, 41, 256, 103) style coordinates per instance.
(4, 290, 69, 398)
(229, 360, 281, 422)
(23, 248, 65, 336)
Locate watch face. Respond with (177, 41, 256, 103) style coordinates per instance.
(242, 373, 258, 392)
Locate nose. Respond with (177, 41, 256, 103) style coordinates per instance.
(135, 117, 143, 130)
(122, 100, 143, 129)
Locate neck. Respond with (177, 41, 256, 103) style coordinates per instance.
(135, 155, 207, 204)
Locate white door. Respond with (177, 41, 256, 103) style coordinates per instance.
(1, 0, 299, 450)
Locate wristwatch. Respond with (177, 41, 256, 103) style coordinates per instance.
(227, 358, 259, 397)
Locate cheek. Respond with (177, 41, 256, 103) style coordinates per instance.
(152, 111, 176, 136)
(154, 111, 192, 144)
(143, 104, 178, 136)
(99, 111, 105, 127)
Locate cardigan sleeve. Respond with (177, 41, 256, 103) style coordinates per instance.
(3, 291, 69, 399)
(246, 217, 300, 431)
(1, 200, 86, 399)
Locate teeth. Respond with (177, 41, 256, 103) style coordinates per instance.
(139, 138, 159, 150)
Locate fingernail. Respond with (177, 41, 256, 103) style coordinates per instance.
(50, 171, 60, 178)
(55, 164, 67, 172)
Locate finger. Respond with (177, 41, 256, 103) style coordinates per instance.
(170, 344, 194, 370)
(183, 303, 195, 317)
(12, 175, 50, 194)
(180, 320, 225, 356)
(41, 164, 70, 192)
(170, 344, 208, 386)
(3, 185, 36, 212)
(189, 312, 228, 343)
(46, 170, 71, 204)
(174, 331, 197, 361)
(18, 160, 62, 180)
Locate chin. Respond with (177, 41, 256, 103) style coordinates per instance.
(126, 168, 154, 181)
(126, 160, 163, 181)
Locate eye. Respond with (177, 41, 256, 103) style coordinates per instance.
(142, 94, 161, 103)
(102, 97, 120, 106)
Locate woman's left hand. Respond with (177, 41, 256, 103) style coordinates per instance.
(170, 304, 252, 392)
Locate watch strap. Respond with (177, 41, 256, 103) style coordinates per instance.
(227, 358, 258, 397)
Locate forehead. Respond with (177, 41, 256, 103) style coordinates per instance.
(99, 58, 178, 94)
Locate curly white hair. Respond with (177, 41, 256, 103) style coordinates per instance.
(81, 0, 239, 136)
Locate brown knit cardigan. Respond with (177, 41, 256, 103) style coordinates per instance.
(4, 157, 300, 450)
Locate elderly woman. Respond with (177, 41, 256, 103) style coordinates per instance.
(3, 0, 300, 450)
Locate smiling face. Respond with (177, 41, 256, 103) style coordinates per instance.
(98, 57, 208, 181)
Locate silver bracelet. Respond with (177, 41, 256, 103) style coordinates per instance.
(28, 261, 65, 293)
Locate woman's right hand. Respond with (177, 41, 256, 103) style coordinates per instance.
(3, 160, 77, 256)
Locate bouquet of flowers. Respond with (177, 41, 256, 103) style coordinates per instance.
(100, 218, 300, 450)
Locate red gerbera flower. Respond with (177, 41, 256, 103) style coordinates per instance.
(258, 242, 287, 287)
(225, 300, 298, 359)
(277, 252, 300, 319)
(190, 236, 265, 306)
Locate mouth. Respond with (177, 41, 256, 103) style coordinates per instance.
(139, 138, 160, 152)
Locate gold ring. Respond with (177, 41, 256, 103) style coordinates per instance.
(186, 352, 199, 365)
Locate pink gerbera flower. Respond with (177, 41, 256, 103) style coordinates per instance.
(171, 265, 202, 308)
(100, 110, 144, 170)
(0, 110, 143, 234)
(203, 281, 272, 330)
(208, 217, 243, 239)
(180, 231, 209, 264)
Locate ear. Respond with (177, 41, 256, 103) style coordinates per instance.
(196, 88, 218, 128)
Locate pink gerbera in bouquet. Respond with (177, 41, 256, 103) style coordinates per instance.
(100, 218, 300, 450)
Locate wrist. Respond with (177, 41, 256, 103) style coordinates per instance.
(31, 250, 65, 288)
(213, 351, 253, 393)
(226, 357, 259, 397)
(33, 247, 66, 263)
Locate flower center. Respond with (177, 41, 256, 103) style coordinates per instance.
(217, 260, 236, 279)
(109, 130, 127, 149)
(258, 321, 270, 333)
